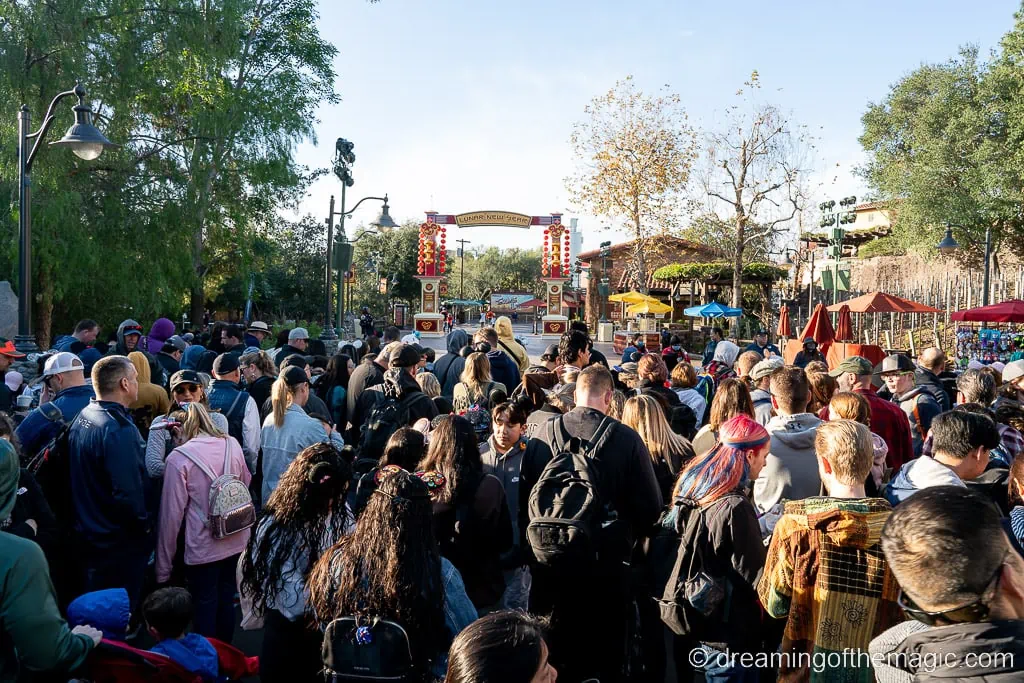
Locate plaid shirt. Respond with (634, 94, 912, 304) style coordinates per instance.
(758, 497, 904, 683)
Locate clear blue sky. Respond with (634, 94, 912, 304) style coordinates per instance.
(291, 0, 1021, 252)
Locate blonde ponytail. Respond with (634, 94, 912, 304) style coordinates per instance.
(181, 402, 224, 441)
(271, 375, 295, 429)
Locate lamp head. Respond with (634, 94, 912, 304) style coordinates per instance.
(937, 226, 960, 255)
(372, 196, 397, 230)
(50, 84, 117, 161)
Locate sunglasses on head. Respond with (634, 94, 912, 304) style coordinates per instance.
(173, 383, 200, 394)
(898, 555, 1005, 626)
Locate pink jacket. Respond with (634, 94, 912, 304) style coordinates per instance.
(156, 435, 251, 582)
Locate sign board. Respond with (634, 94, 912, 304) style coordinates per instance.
(455, 211, 532, 228)
(490, 292, 537, 313)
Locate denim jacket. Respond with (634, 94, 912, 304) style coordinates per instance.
(260, 404, 343, 502)
(435, 557, 478, 677)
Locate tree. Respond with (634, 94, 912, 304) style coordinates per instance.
(859, 44, 1018, 260)
(691, 71, 813, 308)
(567, 76, 698, 292)
(350, 222, 423, 320)
(461, 247, 544, 300)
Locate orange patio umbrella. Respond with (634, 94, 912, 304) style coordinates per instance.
(799, 303, 837, 358)
(826, 291, 940, 314)
(835, 304, 853, 341)
(776, 305, 792, 338)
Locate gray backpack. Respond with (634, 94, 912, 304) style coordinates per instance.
(179, 439, 255, 538)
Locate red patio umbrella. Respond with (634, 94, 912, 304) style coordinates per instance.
(798, 303, 837, 358)
(835, 304, 853, 341)
(950, 299, 1024, 323)
(826, 291, 940, 314)
(776, 305, 792, 338)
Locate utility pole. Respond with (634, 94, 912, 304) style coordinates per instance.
(456, 239, 471, 299)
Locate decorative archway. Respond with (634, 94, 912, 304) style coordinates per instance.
(414, 210, 571, 337)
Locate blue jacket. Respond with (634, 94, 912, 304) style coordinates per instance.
(67, 588, 130, 641)
(151, 634, 219, 680)
(744, 342, 781, 357)
(485, 351, 520, 396)
(433, 557, 478, 678)
(68, 400, 151, 549)
(15, 384, 95, 459)
(51, 335, 77, 352)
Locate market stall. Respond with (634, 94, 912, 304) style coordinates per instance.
(949, 300, 1024, 366)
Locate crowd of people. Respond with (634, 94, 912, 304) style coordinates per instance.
(1, 313, 1023, 683)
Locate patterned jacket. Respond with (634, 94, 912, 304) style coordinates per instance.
(758, 497, 904, 683)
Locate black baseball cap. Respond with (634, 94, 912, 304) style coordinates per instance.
(212, 353, 240, 376)
(390, 343, 421, 368)
(281, 365, 309, 386)
(170, 369, 203, 392)
(541, 344, 560, 361)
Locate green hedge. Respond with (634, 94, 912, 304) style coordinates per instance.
(653, 261, 786, 282)
(857, 237, 905, 258)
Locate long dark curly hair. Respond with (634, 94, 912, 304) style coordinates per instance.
(240, 442, 351, 617)
(416, 414, 481, 505)
(308, 469, 446, 671)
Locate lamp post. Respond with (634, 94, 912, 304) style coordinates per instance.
(818, 196, 857, 307)
(325, 137, 396, 339)
(938, 223, 991, 307)
(16, 83, 116, 351)
(456, 239, 471, 299)
(598, 240, 612, 323)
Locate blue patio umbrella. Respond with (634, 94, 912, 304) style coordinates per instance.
(684, 301, 743, 318)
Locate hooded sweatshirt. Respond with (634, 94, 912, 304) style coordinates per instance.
(67, 588, 130, 641)
(151, 634, 219, 680)
(495, 317, 529, 374)
(883, 456, 965, 506)
(758, 497, 901, 682)
(433, 329, 470, 399)
(754, 413, 823, 514)
(891, 385, 942, 457)
(128, 351, 171, 437)
(180, 345, 206, 371)
(142, 318, 175, 355)
(379, 368, 438, 425)
(110, 319, 144, 356)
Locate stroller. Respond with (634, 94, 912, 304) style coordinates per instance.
(76, 637, 259, 682)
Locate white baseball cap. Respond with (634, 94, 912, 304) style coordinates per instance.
(1002, 359, 1024, 384)
(43, 352, 85, 378)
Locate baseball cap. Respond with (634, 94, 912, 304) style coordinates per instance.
(756, 328, 768, 335)
(170, 369, 203, 392)
(878, 354, 915, 376)
(750, 357, 784, 382)
(0, 338, 25, 359)
(165, 335, 187, 353)
(43, 352, 85, 378)
(389, 343, 421, 368)
(247, 321, 270, 334)
(281, 365, 309, 386)
(828, 356, 874, 378)
(289, 327, 309, 341)
(540, 344, 560, 361)
(212, 353, 240, 376)
(1002, 360, 1024, 384)
(5, 371, 23, 393)
(802, 337, 816, 346)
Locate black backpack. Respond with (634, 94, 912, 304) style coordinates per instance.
(657, 494, 737, 636)
(24, 402, 74, 526)
(526, 417, 615, 570)
(358, 392, 412, 461)
(322, 616, 417, 682)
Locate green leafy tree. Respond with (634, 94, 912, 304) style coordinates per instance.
(350, 222, 422, 321)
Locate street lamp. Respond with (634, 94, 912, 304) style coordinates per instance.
(16, 83, 116, 351)
(937, 223, 991, 306)
(598, 240, 612, 323)
(322, 136, 395, 340)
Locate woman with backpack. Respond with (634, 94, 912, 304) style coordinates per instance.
(690, 378, 756, 457)
(417, 414, 513, 614)
(621, 394, 695, 502)
(308, 468, 478, 680)
(260, 366, 343, 502)
(453, 352, 507, 413)
(155, 402, 252, 643)
(146, 369, 231, 478)
(662, 413, 769, 682)
(240, 442, 351, 683)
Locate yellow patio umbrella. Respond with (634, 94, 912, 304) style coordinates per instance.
(626, 300, 673, 316)
(608, 291, 660, 304)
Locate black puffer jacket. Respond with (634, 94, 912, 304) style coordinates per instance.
(636, 379, 698, 439)
(432, 330, 470, 399)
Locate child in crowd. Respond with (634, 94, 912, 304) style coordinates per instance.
(143, 587, 218, 681)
